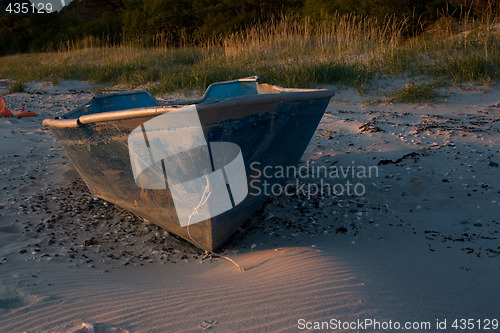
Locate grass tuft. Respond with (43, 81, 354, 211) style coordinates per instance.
(388, 81, 443, 103)
(440, 53, 498, 83)
(8, 81, 26, 94)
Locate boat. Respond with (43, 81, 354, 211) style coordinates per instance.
(43, 77, 334, 251)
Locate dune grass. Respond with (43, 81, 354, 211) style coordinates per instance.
(389, 80, 444, 103)
(0, 13, 499, 98)
(7, 81, 26, 94)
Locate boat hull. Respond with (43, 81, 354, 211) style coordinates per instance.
(45, 90, 333, 250)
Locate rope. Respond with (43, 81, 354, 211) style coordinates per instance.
(186, 175, 244, 272)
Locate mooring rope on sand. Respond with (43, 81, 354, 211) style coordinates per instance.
(186, 175, 244, 272)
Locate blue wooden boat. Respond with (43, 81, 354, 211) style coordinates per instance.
(43, 77, 334, 251)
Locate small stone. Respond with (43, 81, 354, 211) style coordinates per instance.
(335, 226, 348, 234)
(84, 238, 97, 246)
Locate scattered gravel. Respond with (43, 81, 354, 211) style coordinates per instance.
(17, 179, 207, 268)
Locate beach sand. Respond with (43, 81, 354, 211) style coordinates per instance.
(0, 81, 499, 332)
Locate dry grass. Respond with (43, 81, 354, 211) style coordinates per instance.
(0, 13, 498, 96)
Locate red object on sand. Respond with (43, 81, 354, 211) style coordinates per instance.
(15, 107, 36, 118)
(0, 97, 14, 117)
(0, 97, 36, 118)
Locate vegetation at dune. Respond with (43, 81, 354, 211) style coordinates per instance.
(388, 81, 444, 103)
(0, 0, 499, 100)
(1, 0, 497, 54)
(7, 81, 25, 94)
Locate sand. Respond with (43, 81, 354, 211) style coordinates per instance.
(0, 80, 499, 332)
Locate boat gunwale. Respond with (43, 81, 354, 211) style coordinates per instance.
(42, 88, 334, 129)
